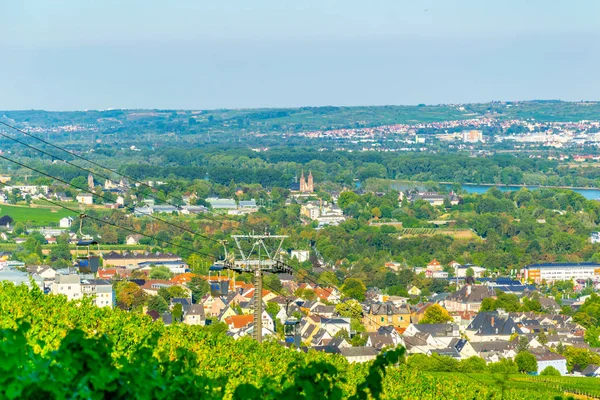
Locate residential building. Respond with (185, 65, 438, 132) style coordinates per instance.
(591, 232, 600, 244)
(81, 279, 114, 308)
(291, 250, 310, 262)
(76, 193, 94, 205)
(443, 284, 496, 312)
(51, 273, 82, 301)
(465, 312, 523, 341)
(533, 350, 568, 376)
(126, 234, 143, 245)
(183, 304, 206, 326)
(59, 217, 74, 228)
(364, 303, 414, 331)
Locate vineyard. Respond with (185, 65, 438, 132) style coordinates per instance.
(398, 228, 479, 239)
(0, 282, 588, 399)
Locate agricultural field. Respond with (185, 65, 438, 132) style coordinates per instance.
(398, 228, 479, 240)
(0, 204, 75, 225)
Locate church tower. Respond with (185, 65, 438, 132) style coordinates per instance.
(307, 171, 314, 193)
(299, 170, 306, 192)
(88, 173, 94, 190)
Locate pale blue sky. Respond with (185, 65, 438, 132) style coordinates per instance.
(0, 0, 599, 110)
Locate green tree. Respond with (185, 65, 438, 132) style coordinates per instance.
(515, 351, 537, 374)
(341, 278, 366, 301)
(172, 303, 183, 322)
(465, 267, 474, 278)
(335, 300, 363, 319)
(149, 265, 173, 280)
(147, 295, 169, 314)
(266, 302, 280, 320)
(420, 304, 453, 324)
(50, 233, 72, 263)
(540, 366, 560, 376)
(187, 276, 210, 303)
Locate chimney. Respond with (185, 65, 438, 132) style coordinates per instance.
(491, 317, 495, 327)
(466, 285, 472, 296)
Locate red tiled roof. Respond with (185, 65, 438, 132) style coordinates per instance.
(225, 314, 254, 329)
(171, 273, 198, 284)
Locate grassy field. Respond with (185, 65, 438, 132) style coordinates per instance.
(0, 204, 76, 225)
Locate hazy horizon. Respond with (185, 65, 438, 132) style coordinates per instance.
(2, 1, 599, 110)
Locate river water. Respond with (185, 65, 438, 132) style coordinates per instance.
(390, 183, 600, 200)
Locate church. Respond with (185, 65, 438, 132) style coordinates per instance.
(291, 170, 314, 193)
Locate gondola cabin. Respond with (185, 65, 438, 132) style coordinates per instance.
(76, 240, 101, 274)
(284, 317, 301, 348)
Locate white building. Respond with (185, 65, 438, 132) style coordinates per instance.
(59, 216, 74, 228)
(76, 193, 94, 205)
(522, 263, 600, 283)
(81, 279, 114, 308)
(291, 250, 310, 262)
(591, 232, 600, 244)
(51, 273, 82, 301)
(536, 352, 568, 376)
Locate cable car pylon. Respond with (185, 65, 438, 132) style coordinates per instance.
(211, 232, 293, 343)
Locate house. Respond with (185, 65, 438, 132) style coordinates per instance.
(404, 323, 460, 348)
(81, 279, 114, 308)
(465, 312, 523, 341)
(126, 234, 144, 245)
(339, 347, 379, 363)
(290, 250, 310, 262)
(408, 286, 422, 296)
(533, 350, 568, 376)
(224, 314, 254, 330)
(183, 304, 206, 326)
(580, 364, 600, 377)
(59, 216, 74, 228)
(443, 284, 496, 312)
(76, 193, 94, 205)
(364, 303, 414, 331)
(170, 297, 192, 313)
(26, 265, 56, 280)
(320, 317, 351, 336)
(51, 273, 82, 301)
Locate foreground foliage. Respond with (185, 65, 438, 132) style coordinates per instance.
(0, 282, 588, 399)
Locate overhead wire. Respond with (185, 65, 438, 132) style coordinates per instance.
(0, 124, 493, 388)
(0, 151, 221, 246)
(0, 120, 262, 232)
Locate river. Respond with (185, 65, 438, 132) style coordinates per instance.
(390, 183, 600, 200)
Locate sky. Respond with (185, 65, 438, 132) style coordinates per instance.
(0, 0, 599, 110)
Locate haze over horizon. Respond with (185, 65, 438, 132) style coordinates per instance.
(1, 0, 599, 111)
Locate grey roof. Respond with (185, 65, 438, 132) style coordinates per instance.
(429, 348, 461, 359)
(186, 304, 205, 318)
(447, 285, 495, 303)
(339, 347, 379, 357)
(327, 337, 347, 348)
(411, 323, 459, 337)
(367, 333, 395, 349)
(581, 364, 600, 376)
(449, 338, 468, 353)
(471, 341, 514, 353)
(467, 312, 523, 336)
(368, 302, 412, 315)
(171, 297, 192, 312)
(161, 312, 173, 325)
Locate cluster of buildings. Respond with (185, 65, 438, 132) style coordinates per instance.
(300, 201, 346, 228)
